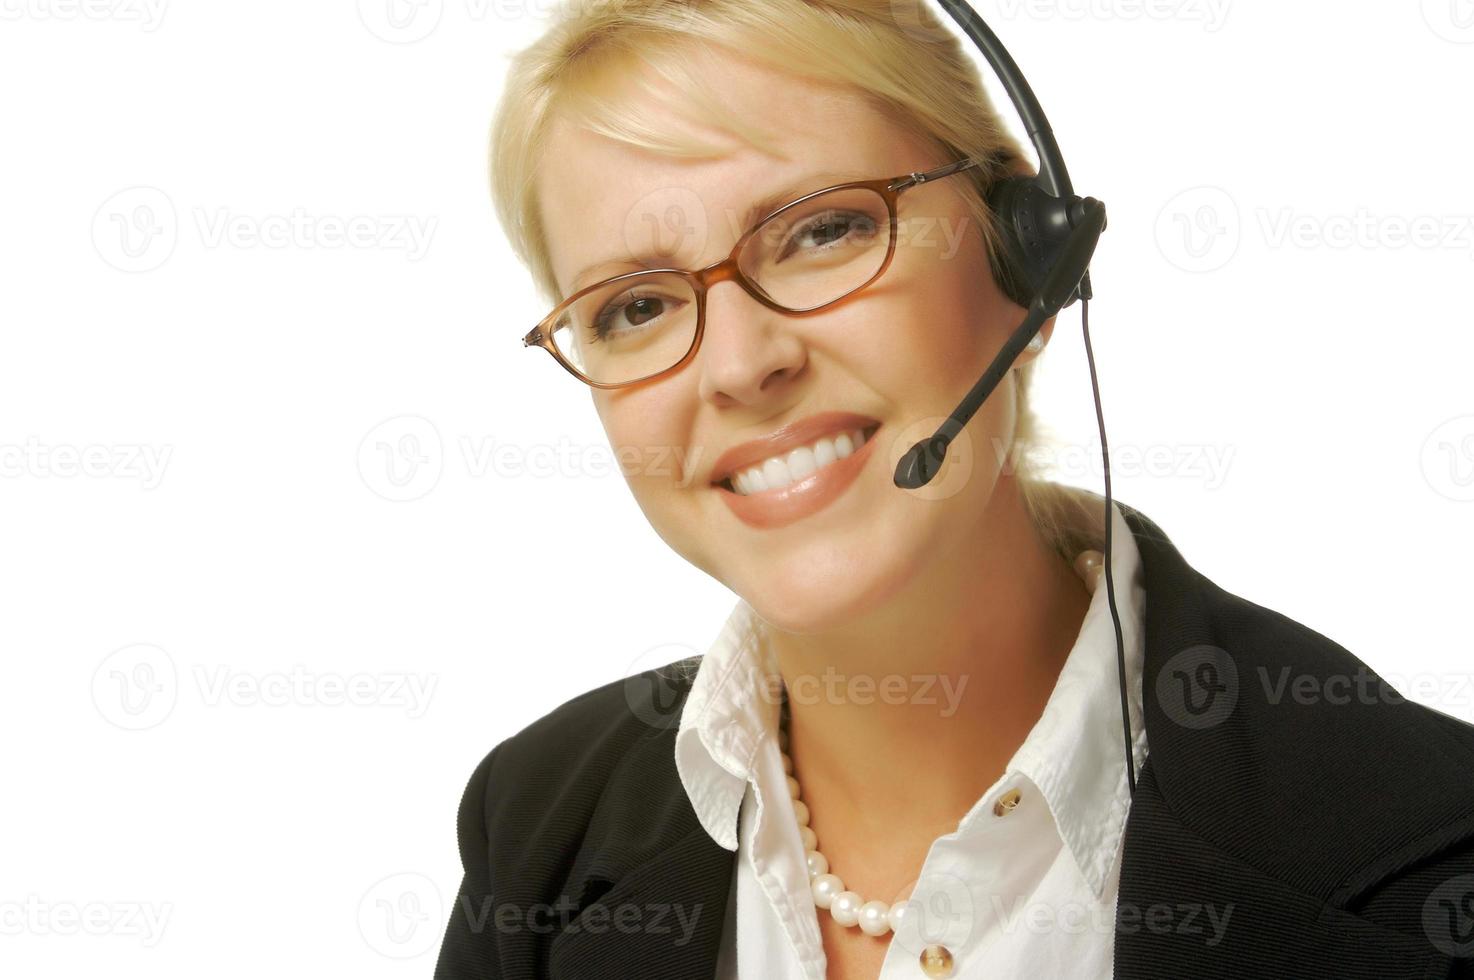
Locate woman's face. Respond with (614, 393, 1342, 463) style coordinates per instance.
(535, 47, 1051, 635)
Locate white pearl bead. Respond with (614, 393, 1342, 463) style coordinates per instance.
(1074, 549, 1104, 594)
(858, 900, 892, 937)
(812, 873, 844, 909)
(887, 900, 911, 934)
(781, 753, 794, 775)
(792, 799, 810, 827)
(831, 891, 863, 927)
(787, 776, 801, 799)
(799, 826, 817, 850)
(805, 849, 828, 880)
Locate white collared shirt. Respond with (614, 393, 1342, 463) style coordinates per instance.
(674, 501, 1148, 979)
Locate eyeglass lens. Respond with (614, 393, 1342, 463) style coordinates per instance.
(547, 186, 891, 386)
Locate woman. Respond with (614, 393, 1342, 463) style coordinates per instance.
(436, 1, 1474, 977)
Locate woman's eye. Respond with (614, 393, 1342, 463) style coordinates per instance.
(788, 211, 876, 255)
(593, 293, 673, 340)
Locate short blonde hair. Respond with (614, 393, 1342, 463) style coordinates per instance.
(490, 0, 1105, 557)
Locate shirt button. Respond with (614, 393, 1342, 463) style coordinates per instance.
(919, 944, 956, 978)
(993, 787, 1022, 816)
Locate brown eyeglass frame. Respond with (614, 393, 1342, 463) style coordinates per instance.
(521, 157, 984, 390)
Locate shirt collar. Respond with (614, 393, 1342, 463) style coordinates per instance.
(674, 597, 780, 851)
(986, 499, 1148, 896)
(675, 500, 1148, 896)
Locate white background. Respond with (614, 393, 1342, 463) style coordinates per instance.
(2, 0, 1472, 975)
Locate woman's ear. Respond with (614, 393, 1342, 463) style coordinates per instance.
(1014, 314, 1058, 370)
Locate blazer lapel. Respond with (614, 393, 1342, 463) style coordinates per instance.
(543, 705, 736, 980)
(547, 823, 734, 979)
(1112, 500, 1470, 978)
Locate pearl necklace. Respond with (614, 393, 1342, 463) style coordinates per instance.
(780, 548, 1106, 941)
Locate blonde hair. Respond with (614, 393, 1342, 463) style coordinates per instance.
(489, 0, 1105, 557)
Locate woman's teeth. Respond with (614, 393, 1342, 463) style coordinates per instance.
(727, 426, 874, 496)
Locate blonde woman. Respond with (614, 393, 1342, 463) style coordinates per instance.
(436, 2, 1474, 978)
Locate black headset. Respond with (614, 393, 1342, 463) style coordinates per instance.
(895, 0, 1135, 797)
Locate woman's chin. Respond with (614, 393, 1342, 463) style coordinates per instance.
(731, 561, 899, 638)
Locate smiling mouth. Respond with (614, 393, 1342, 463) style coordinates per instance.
(714, 423, 881, 496)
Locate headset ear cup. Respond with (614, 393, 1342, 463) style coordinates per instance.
(985, 176, 1042, 309)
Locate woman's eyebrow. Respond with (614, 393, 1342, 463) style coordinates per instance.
(735, 170, 869, 229)
(569, 170, 873, 291)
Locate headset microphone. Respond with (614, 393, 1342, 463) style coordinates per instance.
(892, 200, 1104, 492)
(897, 0, 1137, 798)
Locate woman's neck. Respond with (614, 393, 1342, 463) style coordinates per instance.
(767, 475, 1093, 838)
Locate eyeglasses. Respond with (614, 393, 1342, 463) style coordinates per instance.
(521, 157, 984, 389)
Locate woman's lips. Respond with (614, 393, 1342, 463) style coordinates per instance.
(712, 424, 880, 530)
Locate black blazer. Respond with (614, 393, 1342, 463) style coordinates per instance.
(435, 501, 1474, 979)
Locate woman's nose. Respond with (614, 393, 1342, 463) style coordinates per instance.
(694, 281, 808, 407)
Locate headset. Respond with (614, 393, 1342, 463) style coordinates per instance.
(893, 0, 1135, 797)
